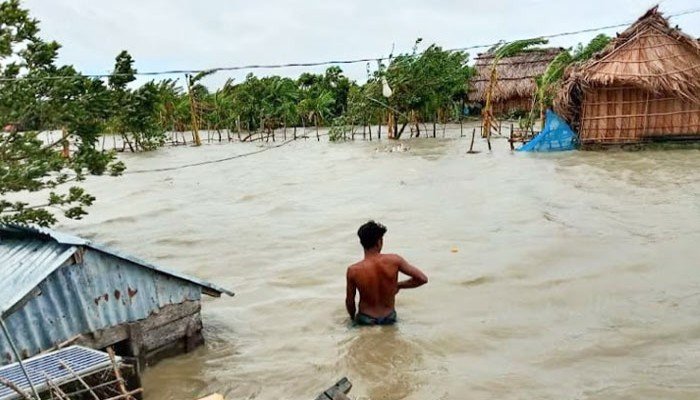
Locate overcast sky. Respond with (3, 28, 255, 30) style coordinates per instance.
(23, 0, 700, 88)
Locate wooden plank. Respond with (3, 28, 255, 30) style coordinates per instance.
(138, 301, 201, 332)
(197, 394, 224, 400)
(314, 377, 352, 400)
(142, 313, 201, 351)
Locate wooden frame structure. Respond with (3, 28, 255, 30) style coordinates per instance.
(556, 7, 700, 147)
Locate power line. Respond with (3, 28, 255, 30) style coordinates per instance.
(0, 7, 698, 83)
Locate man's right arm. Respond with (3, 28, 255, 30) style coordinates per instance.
(396, 255, 428, 290)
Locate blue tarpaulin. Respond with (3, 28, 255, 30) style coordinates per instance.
(518, 109, 577, 152)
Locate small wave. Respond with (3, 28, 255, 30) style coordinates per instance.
(460, 276, 495, 287)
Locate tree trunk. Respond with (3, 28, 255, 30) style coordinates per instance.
(315, 115, 320, 141)
(395, 122, 409, 139)
(61, 127, 70, 158)
(186, 76, 202, 146)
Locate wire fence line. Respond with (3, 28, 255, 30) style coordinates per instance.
(1, 7, 698, 83)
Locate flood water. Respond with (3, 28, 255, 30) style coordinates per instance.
(57, 136, 700, 400)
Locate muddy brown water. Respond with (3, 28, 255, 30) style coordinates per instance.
(56, 136, 700, 400)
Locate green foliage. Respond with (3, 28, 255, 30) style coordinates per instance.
(376, 41, 473, 133)
(0, 0, 123, 227)
(531, 34, 612, 118)
(328, 116, 351, 142)
(493, 38, 549, 60)
(107, 51, 165, 151)
(572, 34, 612, 63)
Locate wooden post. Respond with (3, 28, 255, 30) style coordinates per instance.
(509, 123, 515, 150)
(368, 124, 372, 141)
(377, 120, 382, 140)
(388, 112, 395, 139)
(468, 127, 477, 153)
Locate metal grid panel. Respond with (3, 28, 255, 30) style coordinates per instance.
(0, 346, 118, 400)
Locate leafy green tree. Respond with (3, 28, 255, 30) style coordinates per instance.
(0, 0, 123, 226)
(107, 50, 165, 151)
(380, 40, 473, 137)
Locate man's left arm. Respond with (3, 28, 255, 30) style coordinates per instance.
(345, 268, 357, 320)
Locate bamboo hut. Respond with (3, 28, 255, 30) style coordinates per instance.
(555, 7, 700, 147)
(469, 48, 564, 116)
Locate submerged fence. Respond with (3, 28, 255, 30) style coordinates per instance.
(38, 119, 540, 154)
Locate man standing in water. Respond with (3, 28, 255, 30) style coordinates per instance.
(346, 221, 428, 325)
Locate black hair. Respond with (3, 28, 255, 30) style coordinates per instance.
(357, 220, 387, 250)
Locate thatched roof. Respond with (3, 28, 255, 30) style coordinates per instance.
(469, 47, 564, 103)
(556, 6, 700, 119)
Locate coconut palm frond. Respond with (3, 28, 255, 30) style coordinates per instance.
(539, 51, 573, 87)
(189, 69, 217, 85)
(494, 38, 549, 60)
(572, 34, 612, 63)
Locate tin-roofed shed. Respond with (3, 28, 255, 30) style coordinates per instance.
(0, 225, 233, 369)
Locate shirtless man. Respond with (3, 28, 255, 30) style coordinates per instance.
(346, 221, 428, 325)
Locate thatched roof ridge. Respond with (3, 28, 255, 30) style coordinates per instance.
(555, 6, 700, 119)
(469, 47, 564, 103)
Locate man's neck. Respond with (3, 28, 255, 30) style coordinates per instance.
(364, 248, 380, 259)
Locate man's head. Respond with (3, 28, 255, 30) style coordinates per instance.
(357, 220, 387, 252)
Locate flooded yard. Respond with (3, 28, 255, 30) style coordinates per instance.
(58, 137, 700, 399)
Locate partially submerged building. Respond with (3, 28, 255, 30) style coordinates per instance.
(0, 225, 234, 369)
(555, 7, 700, 147)
(469, 48, 564, 116)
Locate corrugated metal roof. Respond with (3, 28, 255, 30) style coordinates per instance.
(0, 238, 76, 317)
(0, 225, 234, 316)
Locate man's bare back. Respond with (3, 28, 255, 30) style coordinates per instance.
(346, 221, 428, 325)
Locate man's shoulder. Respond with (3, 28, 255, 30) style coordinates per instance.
(380, 253, 404, 263)
(346, 261, 363, 275)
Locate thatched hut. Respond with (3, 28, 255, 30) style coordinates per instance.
(555, 7, 700, 146)
(469, 48, 564, 115)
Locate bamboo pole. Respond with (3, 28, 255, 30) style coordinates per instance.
(102, 389, 143, 400)
(0, 377, 32, 400)
(186, 74, 202, 146)
(107, 347, 131, 399)
(58, 361, 99, 400)
(1, 318, 40, 399)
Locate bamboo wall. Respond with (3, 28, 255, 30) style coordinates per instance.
(492, 96, 532, 116)
(580, 87, 700, 144)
